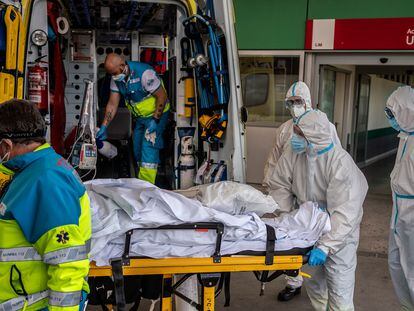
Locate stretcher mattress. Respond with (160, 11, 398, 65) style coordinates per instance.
(87, 179, 331, 266)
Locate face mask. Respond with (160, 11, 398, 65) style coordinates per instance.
(113, 73, 126, 82)
(291, 106, 306, 119)
(388, 117, 402, 132)
(291, 133, 308, 154)
(112, 65, 128, 82)
(0, 140, 10, 164)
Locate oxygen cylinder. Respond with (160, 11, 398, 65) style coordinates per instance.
(96, 139, 118, 159)
(177, 127, 196, 189)
(179, 136, 195, 189)
(174, 275, 198, 311)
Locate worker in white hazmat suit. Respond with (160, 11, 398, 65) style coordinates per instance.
(263, 81, 340, 190)
(268, 109, 368, 310)
(263, 81, 340, 301)
(385, 86, 414, 310)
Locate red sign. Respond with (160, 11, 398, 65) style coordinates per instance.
(305, 17, 414, 50)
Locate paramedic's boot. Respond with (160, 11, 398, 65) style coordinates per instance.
(277, 286, 301, 301)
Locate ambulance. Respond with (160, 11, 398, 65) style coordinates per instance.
(0, 0, 246, 188)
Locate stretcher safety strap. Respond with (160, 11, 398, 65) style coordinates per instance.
(43, 241, 90, 265)
(0, 290, 48, 311)
(0, 247, 41, 262)
(265, 225, 276, 265)
(111, 259, 127, 311)
(49, 290, 82, 307)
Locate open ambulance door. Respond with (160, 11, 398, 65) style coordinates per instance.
(0, 0, 31, 103)
(214, 0, 246, 183)
(0, 5, 22, 102)
(179, 0, 246, 184)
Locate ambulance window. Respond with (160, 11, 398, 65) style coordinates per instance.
(243, 73, 269, 107)
(240, 55, 300, 125)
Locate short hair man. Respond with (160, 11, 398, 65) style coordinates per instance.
(0, 99, 91, 310)
(96, 53, 170, 184)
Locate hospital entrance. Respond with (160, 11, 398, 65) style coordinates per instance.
(238, 53, 412, 310)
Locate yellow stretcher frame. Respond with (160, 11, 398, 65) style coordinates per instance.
(89, 255, 306, 311)
(88, 222, 309, 311)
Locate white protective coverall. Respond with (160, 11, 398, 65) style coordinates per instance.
(263, 81, 341, 191)
(386, 86, 414, 310)
(263, 81, 341, 290)
(268, 110, 368, 311)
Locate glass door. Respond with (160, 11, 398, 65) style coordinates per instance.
(319, 66, 336, 122)
(354, 74, 371, 164)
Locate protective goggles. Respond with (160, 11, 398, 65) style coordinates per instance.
(285, 98, 306, 109)
(384, 107, 394, 120)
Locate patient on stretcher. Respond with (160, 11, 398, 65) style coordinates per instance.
(87, 179, 331, 266)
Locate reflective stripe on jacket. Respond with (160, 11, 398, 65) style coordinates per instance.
(0, 144, 91, 311)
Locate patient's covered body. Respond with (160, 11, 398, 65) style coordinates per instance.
(87, 179, 331, 266)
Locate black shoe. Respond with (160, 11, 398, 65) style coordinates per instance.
(277, 286, 302, 302)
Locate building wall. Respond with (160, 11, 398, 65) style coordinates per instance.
(367, 76, 402, 131)
(234, 0, 414, 50)
(234, 0, 308, 50)
(307, 0, 414, 19)
(365, 76, 401, 160)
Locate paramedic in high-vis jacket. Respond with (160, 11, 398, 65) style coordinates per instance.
(0, 99, 91, 310)
(96, 53, 170, 184)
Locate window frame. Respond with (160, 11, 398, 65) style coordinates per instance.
(238, 50, 305, 127)
(242, 72, 270, 108)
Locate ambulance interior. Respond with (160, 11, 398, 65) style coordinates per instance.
(25, 0, 241, 189)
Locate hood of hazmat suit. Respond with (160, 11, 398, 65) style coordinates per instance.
(263, 82, 341, 191)
(285, 81, 312, 110)
(386, 86, 414, 133)
(296, 109, 333, 151)
(267, 109, 368, 310)
(386, 86, 414, 309)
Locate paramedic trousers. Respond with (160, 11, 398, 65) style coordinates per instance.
(303, 228, 359, 311)
(388, 196, 414, 311)
(133, 112, 169, 184)
(286, 275, 303, 289)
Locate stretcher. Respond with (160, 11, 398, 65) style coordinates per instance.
(89, 222, 311, 311)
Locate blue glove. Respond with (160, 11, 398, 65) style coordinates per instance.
(96, 125, 108, 140)
(308, 248, 327, 266)
(147, 118, 159, 134)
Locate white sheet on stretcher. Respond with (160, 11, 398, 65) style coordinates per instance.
(86, 179, 331, 266)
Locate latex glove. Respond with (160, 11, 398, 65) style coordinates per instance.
(145, 130, 157, 146)
(147, 118, 159, 134)
(96, 125, 108, 140)
(307, 248, 327, 266)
